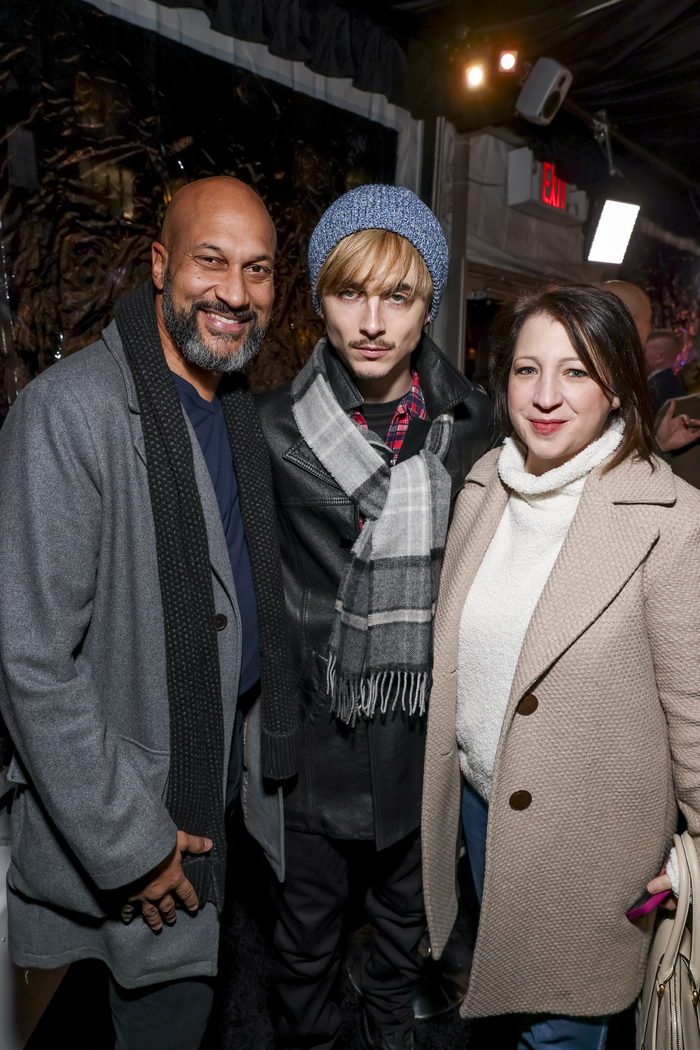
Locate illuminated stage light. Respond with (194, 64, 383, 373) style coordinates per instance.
(587, 200, 640, 264)
(498, 50, 519, 73)
(466, 63, 485, 88)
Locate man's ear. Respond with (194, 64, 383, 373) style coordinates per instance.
(151, 242, 168, 291)
(317, 296, 325, 321)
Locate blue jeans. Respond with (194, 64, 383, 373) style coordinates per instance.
(460, 783, 609, 1050)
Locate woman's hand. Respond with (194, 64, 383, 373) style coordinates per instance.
(647, 868, 677, 910)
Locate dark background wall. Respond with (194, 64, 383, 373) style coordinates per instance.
(0, 0, 397, 419)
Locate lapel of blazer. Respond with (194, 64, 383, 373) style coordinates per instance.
(438, 450, 509, 667)
(508, 455, 676, 708)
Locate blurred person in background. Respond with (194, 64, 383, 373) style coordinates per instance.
(645, 329, 685, 412)
(649, 336, 700, 490)
(602, 279, 652, 344)
(654, 383, 700, 490)
(257, 184, 493, 1050)
(422, 283, 700, 1050)
(679, 355, 700, 394)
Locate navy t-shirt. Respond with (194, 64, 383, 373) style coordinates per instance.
(174, 374, 261, 695)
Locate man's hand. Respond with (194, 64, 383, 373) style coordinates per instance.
(120, 830, 212, 932)
(655, 400, 700, 453)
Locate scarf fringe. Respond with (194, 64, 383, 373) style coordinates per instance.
(327, 653, 429, 726)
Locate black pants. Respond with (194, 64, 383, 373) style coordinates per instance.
(108, 699, 253, 1050)
(270, 828, 425, 1050)
(109, 974, 214, 1050)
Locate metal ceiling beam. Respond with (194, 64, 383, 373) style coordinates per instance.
(563, 97, 700, 196)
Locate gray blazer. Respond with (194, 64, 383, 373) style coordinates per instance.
(0, 321, 283, 988)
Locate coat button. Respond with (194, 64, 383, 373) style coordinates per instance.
(517, 693, 538, 715)
(339, 537, 353, 548)
(509, 790, 532, 811)
(214, 613, 228, 631)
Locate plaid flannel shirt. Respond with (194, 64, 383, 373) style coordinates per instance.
(350, 371, 427, 465)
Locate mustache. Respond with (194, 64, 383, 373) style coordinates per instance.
(348, 339, 395, 350)
(196, 301, 257, 323)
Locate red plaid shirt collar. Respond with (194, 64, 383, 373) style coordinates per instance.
(350, 371, 427, 464)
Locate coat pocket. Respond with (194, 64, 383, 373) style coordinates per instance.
(7, 787, 111, 917)
(119, 736, 170, 803)
(7, 739, 171, 919)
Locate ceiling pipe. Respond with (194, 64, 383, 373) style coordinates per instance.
(563, 96, 700, 196)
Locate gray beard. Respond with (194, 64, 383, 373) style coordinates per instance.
(161, 275, 267, 374)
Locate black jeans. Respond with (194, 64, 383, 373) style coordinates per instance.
(270, 828, 425, 1050)
(109, 974, 215, 1050)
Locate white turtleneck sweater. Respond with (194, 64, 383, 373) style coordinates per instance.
(456, 417, 625, 802)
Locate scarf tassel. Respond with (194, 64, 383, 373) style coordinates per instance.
(327, 653, 429, 726)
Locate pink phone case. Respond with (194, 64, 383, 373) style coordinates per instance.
(626, 889, 671, 921)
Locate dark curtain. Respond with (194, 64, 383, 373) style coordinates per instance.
(155, 0, 700, 239)
(0, 0, 397, 401)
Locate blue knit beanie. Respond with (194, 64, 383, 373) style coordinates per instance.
(308, 184, 448, 322)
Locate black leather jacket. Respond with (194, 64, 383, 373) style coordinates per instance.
(257, 335, 494, 849)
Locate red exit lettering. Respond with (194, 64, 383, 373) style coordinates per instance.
(542, 162, 566, 210)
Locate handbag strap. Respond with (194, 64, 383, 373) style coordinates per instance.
(681, 831, 700, 989)
(658, 833, 692, 987)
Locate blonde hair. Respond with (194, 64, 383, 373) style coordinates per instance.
(315, 229, 433, 308)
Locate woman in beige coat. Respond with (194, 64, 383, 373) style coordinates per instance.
(422, 284, 700, 1049)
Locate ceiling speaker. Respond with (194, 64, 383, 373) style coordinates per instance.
(516, 57, 572, 126)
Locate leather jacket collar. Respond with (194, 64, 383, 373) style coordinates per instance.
(322, 331, 474, 420)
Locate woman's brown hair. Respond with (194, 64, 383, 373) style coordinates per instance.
(490, 283, 655, 472)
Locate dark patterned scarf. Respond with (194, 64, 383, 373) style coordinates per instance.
(115, 282, 297, 912)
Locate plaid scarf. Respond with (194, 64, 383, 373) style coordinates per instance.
(291, 339, 454, 725)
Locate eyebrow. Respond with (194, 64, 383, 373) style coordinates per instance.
(194, 245, 274, 264)
(356, 279, 412, 295)
(514, 354, 584, 364)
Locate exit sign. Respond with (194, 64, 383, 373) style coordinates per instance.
(542, 162, 566, 210)
(507, 147, 587, 226)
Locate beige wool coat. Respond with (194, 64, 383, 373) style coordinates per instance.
(422, 448, 700, 1019)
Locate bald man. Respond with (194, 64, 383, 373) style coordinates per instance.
(0, 177, 296, 1049)
(645, 329, 685, 412)
(602, 280, 652, 345)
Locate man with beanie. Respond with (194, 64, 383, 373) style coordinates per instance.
(0, 176, 296, 1048)
(257, 184, 494, 1050)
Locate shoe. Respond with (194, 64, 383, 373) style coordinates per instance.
(358, 999, 416, 1049)
(412, 951, 468, 1019)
